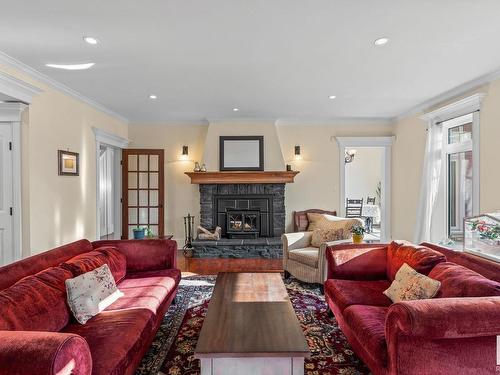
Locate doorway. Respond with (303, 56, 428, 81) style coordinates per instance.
(122, 149, 164, 239)
(93, 127, 129, 241)
(336, 137, 394, 242)
(98, 145, 121, 240)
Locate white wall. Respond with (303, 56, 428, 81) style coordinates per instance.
(0, 64, 129, 256)
(345, 148, 382, 204)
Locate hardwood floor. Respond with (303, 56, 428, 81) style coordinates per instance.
(177, 250, 283, 274)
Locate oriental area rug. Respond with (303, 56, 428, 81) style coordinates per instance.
(136, 275, 370, 375)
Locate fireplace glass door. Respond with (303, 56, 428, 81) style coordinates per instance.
(227, 211, 259, 236)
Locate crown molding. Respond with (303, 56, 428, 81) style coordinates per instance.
(276, 117, 394, 126)
(92, 127, 130, 148)
(129, 119, 210, 127)
(0, 51, 129, 123)
(335, 136, 395, 147)
(419, 93, 486, 123)
(0, 102, 28, 122)
(0, 71, 42, 103)
(397, 67, 500, 121)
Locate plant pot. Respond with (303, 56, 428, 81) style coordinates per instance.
(133, 228, 145, 239)
(352, 234, 364, 244)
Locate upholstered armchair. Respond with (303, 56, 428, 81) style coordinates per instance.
(282, 209, 351, 286)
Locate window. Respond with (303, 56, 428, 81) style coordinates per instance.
(442, 113, 479, 242)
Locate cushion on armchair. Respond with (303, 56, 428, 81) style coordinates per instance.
(288, 247, 319, 268)
(386, 241, 446, 281)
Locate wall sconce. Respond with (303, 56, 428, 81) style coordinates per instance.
(345, 149, 356, 164)
(294, 145, 302, 160)
(179, 145, 189, 160)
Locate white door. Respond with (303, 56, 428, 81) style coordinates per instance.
(0, 123, 13, 266)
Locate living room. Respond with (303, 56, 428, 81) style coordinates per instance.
(0, 2, 499, 375)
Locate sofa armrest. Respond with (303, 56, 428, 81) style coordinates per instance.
(282, 232, 313, 254)
(92, 239, 178, 272)
(326, 243, 388, 280)
(386, 296, 500, 340)
(0, 331, 92, 375)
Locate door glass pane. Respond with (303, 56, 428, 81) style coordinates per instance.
(448, 122, 472, 144)
(139, 155, 148, 171)
(128, 155, 138, 171)
(150, 208, 158, 224)
(149, 225, 158, 236)
(128, 173, 137, 189)
(150, 155, 159, 171)
(139, 208, 148, 224)
(149, 173, 159, 189)
(128, 190, 138, 206)
(139, 190, 148, 206)
(448, 150, 473, 241)
(128, 226, 136, 239)
(128, 208, 138, 224)
(150, 190, 158, 206)
(139, 173, 148, 188)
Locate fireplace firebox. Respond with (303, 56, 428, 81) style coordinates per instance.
(199, 184, 285, 239)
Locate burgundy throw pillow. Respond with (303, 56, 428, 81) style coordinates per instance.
(0, 267, 73, 331)
(386, 241, 446, 281)
(429, 262, 500, 298)
(61, 246, 126, 283)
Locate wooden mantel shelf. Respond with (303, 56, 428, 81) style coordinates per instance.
(185, 171, 299, 184)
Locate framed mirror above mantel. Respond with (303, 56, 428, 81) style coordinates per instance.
(219, 136, 264, 171)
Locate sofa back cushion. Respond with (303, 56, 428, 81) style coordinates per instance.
(386, 241, 446, 281)
(0, 239, 93, 291)
(0, 267, 73, 331)
(429, 262, 500, 298)
(60, 246, 126, 283)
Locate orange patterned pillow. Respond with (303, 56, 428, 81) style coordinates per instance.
(383, 263, 441, 303)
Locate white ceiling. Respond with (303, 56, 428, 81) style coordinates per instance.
(1, 0, 500, 123)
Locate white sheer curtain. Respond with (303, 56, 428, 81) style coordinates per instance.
(413, 121, 444, 243)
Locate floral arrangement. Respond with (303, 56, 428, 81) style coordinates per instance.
(469, 220, 500, 240)
(351, 225, 365, 236)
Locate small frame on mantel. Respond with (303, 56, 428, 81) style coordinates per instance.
(58, 150, 79, 176)
(219, 136, 264, 171)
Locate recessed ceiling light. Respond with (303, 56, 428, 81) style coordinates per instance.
(328, 95, 337, 99)
(45, 63, 95, 70)
(374, 37, 389, 46)
(233, 108, 239, 112)
(149, 94, 157, 99)
(83, 36, 99, 45)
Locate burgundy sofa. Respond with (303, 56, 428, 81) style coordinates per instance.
(0, 238, 180, 375)
(324, 241, 500, 375)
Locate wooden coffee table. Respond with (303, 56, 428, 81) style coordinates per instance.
(194, 272, 309, 375)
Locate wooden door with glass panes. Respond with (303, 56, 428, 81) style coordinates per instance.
(122, 149, 164, 239)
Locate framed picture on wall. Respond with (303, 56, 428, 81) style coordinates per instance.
(219, 136, 264, 171)
(58, 150, 79, 176)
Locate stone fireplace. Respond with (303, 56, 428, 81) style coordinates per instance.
(184, 170, 298, 261)
(200, 184, 285, 239)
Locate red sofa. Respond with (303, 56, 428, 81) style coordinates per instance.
(0, 239, 180, 375)
(324, 241, 500, 375)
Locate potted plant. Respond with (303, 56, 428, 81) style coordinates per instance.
(132, 226, 146, 239)
(351, 225, 365, 244)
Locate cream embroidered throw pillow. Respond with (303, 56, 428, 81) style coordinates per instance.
(306, 213, 362, 233)
(311, 228, 350, 247)
(65, 264, 123, 324)
(383, 263, 441, 303)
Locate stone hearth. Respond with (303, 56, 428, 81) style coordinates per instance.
(193, 183, 286, 259)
